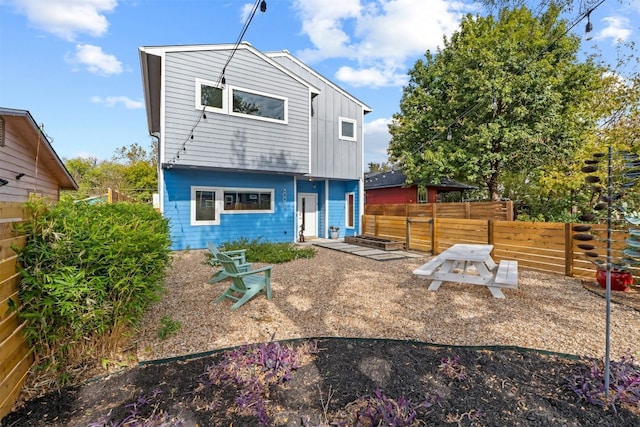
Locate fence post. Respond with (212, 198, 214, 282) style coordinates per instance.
(107, 188, 113, 203)
(565, 223, 573, 277)
(431, 217, 438, 255)
(406, 218, 411, 250)
(375, 215, 379, 237)
(488, 220, 494, 245)
(506, 200, 514, 221)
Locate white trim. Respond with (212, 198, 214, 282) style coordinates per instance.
(228, 85, 288, 124)
(324, 179, 329, 238)
(195, 78, 226, 113)
(339, 116, 357, 141)
(293, 176, 298, 241)
(191, 186, 223, 226)
(265, 50, 372, 112)
(221, 187, 275, 214)
(345, 192, 355, 229)
(140, 43, 321, 94)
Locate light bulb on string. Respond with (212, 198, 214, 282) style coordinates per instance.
(447, 128, 452, 141)
(260, 0, 267, 12)
(585, 11, 593, 40)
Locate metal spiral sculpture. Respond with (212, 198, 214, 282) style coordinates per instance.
(575, 147, 639, 400)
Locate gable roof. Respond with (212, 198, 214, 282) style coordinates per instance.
(0, 107, 77, 190)
(364, 170, 476, 191)
(139, 42, 322, 134)
(266, 50, 373, 114)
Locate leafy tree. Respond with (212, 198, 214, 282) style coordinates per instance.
(366, 162, 394, 173)
(63, 142, 157, 202)
(388, 6, 603, 200)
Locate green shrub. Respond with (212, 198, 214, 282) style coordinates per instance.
(14, 199, 171, 379)
(219, 238, 315, 263)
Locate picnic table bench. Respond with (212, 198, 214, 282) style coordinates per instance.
(413, 244, 518, 298)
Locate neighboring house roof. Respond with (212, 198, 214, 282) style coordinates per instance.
(139, 42, 323, 135)
(265, 50, 373, 114)
(0, 107, 78, 190)
(364, 170, 476, 191)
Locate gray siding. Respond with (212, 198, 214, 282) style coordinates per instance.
(270, 56, 364, 180)
(163, 49, 310, 174)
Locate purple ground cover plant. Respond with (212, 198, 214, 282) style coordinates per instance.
(89, 390, 184, 427)
(438, 355, 467, 381)
(198, 337, 318, 426)
(350, 387, 439, 426)
(567, 353, 640, 411)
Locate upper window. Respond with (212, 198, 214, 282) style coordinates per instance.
(339, 117, 357, 141)
(231, 88, 287, 123)
(195, 79, 287, 124)
(196, 78, 225, 112)
(223, 188, 274, 213)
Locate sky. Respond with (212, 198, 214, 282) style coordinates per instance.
(1, 0, 639, 167)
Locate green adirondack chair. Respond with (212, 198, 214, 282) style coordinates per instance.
(207, 242, 253, 284)
(214, 253, 273, 310)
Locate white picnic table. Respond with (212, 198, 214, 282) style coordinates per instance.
(413, 244, 518, 298)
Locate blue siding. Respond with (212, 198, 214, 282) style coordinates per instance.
(163, 169, 295, 250)
(327, 180, 360, 238)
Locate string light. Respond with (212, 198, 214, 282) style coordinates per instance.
(585, 10, 593, 40)
(165, 0, 267, 168)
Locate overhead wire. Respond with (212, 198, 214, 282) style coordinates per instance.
(166, 0, 267, 168)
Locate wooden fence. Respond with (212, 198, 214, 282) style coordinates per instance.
(365, 201, 514, 221)
(0, 203, 33, 419)
(363, 215, 636, 281)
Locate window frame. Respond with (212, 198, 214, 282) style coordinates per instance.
(191, 186, 223, 226)
(228, 85, 288, 124)
(417, 185, 428, 204)
(222, 187, 275, 214)
(339, 117, 357, 141)
(345, 192, 355, 229)
(195, 78, 226, 113)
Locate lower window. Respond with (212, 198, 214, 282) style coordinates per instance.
(191, 186, 274, 225)
(223, 189, 274, 213)
(191, 187, 221, 225)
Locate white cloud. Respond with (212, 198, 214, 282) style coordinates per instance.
(292, 0, 473, 88)
(336, 65, 407, 88)
(364, 117, 392, 164)
(597, 15, 632, 44)
(10, 0, 117, 41)
(67, 44, 123, 75)
(91, 95, 143, 109)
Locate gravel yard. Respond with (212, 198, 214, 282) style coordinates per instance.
(136, 245, 640, 362)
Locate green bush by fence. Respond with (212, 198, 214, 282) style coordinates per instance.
(13, 200, 171, 380)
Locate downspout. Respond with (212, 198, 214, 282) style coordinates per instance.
(325, 179, 329, 238)
(150, 133, 162, 213)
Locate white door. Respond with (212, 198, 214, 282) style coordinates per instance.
(297, 193, 317, 239)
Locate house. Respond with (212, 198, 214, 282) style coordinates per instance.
(364, 170, 475, 204)
(0, 107, 78, 202)
(139, 42, 372, 250)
